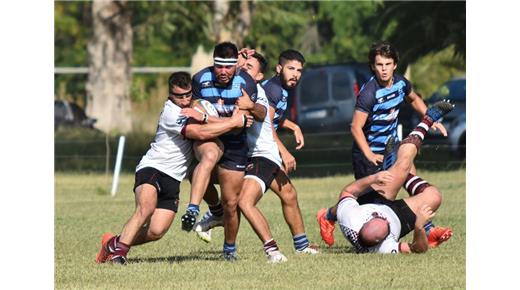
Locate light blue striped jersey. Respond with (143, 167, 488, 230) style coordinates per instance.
(262, 75, 289, 130)
(354, 74, 412, 153)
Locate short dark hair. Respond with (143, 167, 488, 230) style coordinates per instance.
(251, 52, 268, 73)
(368, 41, 399, 65)
(278, 49, 305, 66)
(213, 41, 239, 59)
(168, 71, 191, 91)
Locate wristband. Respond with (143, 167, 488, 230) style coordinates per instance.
(242, 115, 247, 127)
(202, 113, 208, 123)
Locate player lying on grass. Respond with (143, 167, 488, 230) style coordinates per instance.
(317, 100, 454, 253)
(95, 72, 252, 265)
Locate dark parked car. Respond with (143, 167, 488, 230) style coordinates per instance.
(54, 100, 97, 129)
(428, 76, 466, 157)
(287, 63, 372, 133)
(403, 77, 466, 157)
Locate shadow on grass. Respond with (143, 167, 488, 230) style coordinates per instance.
(322, 245, 357, 254)
(128, 250, 223, 264)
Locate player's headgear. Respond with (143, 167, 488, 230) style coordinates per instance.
(213, 42, 239, 66)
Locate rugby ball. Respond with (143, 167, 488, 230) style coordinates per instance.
(191, 99, 219, 117)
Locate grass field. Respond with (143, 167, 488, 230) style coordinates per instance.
(55, 169, 465, 289)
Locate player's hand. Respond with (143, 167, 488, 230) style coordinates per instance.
(281, 151, 297, 173)
(181, 107, 204, 122)
(236, 88, 255, 110)
(237, 48, 256, 67)
(293, 126, 305, 150)
(374, 170, 394, 186)
(415, 204, 436, 228)
(431, 122, 448, 137)
(367, 152, 384, 166)
(231, 107, 254, 128)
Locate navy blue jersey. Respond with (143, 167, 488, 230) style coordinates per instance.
(262, 75, 288, 130)
(354, 74, 412, 154)
(192, 67, 258, 117)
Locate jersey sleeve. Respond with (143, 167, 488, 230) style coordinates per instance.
(162, 105, 188, 135)
(256, 87, 269, 110)
(263, 81, 283, 109)
(240, 71, 258, 102)
(336, 197, 363, 227)
(191, 74, 202, 100)
(403, 76, 412, 96)
(355, 86, 376, 114)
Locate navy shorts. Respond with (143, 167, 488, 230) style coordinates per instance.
(218, 133, 249, 171)
(134, 167, 181, 212)
(352, 149, 382, 180)
(358, 190, 416, 239)
(244, 156, 281, 193)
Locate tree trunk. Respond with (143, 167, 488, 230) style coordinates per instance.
(86, 0, 132, 133)
(233, 0, 252, 48)
(213, 0, 230, 42)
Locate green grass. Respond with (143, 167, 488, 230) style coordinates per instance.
(55, 170, 465, 289)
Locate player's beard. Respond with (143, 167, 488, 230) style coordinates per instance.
(280, 71, 298, 89)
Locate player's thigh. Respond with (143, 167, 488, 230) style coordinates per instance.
(270, 170, 297, 203)
(238, 178, 263, 208)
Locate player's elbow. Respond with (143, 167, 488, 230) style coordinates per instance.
(410, 243, 429, 254)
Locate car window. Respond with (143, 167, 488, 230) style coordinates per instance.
(300, 70, 328, 106)
(332, 72, 354, 101)
(431, 79, 466, 102)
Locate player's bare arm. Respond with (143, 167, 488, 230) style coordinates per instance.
(406, 204, 436, 253)
(279, 118, 304, 150)
(351, 110, 383, 165)
(407, 91, 448, 136)
(236, 88, 266, 122)
(338, 171, 394, 200)
(184, 108, 250, 140)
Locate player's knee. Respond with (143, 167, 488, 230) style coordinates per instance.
(200, 149, 221, 166)
(148, 226, 168, 241)
(222, 198, 239, 212)
(280, 187, 298, 206)
(423, 186, 443, 209)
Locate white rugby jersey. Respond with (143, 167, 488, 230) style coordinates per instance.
(246, 84, 282, 167)
(136, 99, 193, 182)
(336, 197, 402, 254)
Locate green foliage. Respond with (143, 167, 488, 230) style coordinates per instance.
(55, 170, 465, 289)
(410, 45, 466, 98)
(130, 1, 213, 66)
(375, 1, 466, 71)
(54, 2, 91, 66)
(313, 1, 382, 64)
(245, 2, 314, 74)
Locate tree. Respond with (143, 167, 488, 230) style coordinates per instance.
(86, 0, 133, 133)
(376, 1, 466, 72)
